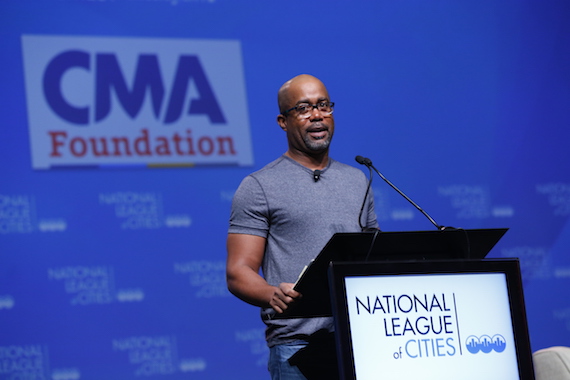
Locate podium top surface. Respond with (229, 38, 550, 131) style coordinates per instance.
(325, 227, 505, 261)
(276, 228, 508, 319)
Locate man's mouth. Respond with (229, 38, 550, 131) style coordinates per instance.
(307, 127, 328, 140)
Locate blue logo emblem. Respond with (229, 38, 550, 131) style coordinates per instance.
(465, 334, 506, 354)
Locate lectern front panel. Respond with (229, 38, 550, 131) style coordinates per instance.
(329, 259, 534, 380)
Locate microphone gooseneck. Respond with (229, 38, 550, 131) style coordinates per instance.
(356, 157, 374, 231)
(355, 155, 444, 231)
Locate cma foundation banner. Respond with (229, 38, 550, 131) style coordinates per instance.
(344, 273, 520, 380)
(21, 35, 253, 169)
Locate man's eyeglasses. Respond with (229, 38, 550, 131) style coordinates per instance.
(283, 101, 335, 118)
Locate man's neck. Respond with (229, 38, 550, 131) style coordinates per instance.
(284, 150, 329, 170)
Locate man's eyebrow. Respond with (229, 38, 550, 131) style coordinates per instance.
(295, 97, 329, 105)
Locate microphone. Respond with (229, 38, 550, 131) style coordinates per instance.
(313, 170, 321, 182)
(355, 155, 372, 166)
(355, 155, 445, 231)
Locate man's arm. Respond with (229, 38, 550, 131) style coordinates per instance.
(226, 233, 300, 314)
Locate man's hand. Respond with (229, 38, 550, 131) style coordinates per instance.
(270, 283, 302, 314)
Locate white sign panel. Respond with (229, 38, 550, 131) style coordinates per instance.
(344, 273, 520, 380)
(22, 35, 253, 169)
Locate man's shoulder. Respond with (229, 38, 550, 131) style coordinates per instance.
(330, 158, 360, 172)
(248, 155, 298, 178)
(329, 158, 366, 178)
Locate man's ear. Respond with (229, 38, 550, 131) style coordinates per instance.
(277, 114, 287, 131)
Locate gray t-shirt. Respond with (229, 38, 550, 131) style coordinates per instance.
(229, 155, 378, 347)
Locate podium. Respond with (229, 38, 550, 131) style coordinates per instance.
(277, 228, 536, 380)
(279, 228, 508, 319)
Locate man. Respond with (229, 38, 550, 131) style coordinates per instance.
(226, 74, 378, 379)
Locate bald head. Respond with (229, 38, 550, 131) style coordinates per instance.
(278, 74, 329, 114)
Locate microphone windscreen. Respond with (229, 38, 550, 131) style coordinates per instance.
(355, 155, 372, 166)
(355, 155, 366, 164)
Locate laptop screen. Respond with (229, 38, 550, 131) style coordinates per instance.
(329, 259, 534, 380)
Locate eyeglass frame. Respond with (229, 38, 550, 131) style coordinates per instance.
(282, 101, 335, 118)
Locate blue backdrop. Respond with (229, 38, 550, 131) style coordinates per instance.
(1, 1, 569, 379)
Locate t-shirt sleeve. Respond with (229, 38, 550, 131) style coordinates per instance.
(228, 175, 270, 238)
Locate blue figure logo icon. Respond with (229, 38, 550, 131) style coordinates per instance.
(465, 334, 506, 354)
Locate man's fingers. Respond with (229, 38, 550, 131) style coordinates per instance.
(271, 303, 284, 314)
(278, 283, 301, 300)
(270, 285, 298, 313)
(283, 288, 300, 299)
(270, 297, 288, 314)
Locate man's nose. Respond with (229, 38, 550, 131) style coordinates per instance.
(309, 107, 324, 120)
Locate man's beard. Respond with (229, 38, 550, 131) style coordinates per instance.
(303, 134, 332, 152)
